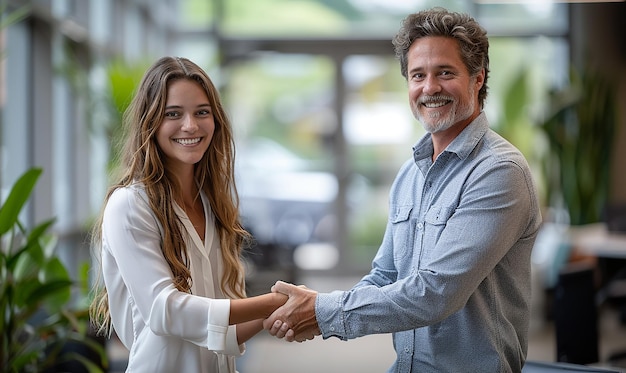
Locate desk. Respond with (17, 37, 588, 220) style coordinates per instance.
(569, 223, 626, 259)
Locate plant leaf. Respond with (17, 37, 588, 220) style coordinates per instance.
(504, 70, 527, 124)
(27, 218, 57, 254)
(0, 4, 31, 30)
(24, 279, 73, 307)
(13, 251, 40, 281)
(40, 258, 72, 312)
(0, 168, 42, 235)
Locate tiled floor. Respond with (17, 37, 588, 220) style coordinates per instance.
(106, 274, 626, 372)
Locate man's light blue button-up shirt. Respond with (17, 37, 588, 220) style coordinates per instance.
(316, 112, 542, 372)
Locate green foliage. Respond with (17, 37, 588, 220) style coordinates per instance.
(102, 59, 150, 175)
(493, 63, 617, 226)
(106, 60, 147, 116)
(179, 0, 214, 27)
(496, 69, 539, 164)
(0, 168, 106, 372)
(0, 3, 30, 34)
(223, 0, 347, 35)
(538, 67, 617, 225)
(225, 55, 336, 157)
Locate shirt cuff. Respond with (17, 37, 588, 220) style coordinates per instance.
(206, 299, 230, 351)
(315, 290, 348, 341)
(224, 325, 245, 356)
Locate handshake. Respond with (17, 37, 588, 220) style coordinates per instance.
(262, 281, 322, 343)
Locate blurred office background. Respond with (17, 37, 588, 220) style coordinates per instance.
(1, 0, 626, 371)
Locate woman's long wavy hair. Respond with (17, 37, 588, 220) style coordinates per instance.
(90, 56, 250, 336)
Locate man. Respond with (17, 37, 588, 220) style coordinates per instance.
(264, 7, 542, 372)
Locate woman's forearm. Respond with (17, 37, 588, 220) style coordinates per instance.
(236, 319, 264, 344)
(229, 292, 287, 325)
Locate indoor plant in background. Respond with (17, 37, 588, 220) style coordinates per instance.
(538, 65, 617, 227)
(495, 64, 617, 226)
(0, 168, 106, 373)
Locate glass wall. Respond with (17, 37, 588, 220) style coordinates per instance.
(0, 0, 570, 276)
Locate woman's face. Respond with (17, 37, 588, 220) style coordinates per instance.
(156, 79, 215, 176)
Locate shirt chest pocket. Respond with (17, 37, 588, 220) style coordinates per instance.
(424, 205, 455, 226)
(390, 205, 414, 262)
(420, 205, 455, 264)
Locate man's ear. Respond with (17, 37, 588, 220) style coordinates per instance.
(475, 68, 486, 90)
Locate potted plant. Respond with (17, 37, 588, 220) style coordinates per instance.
(0, 168, 106, 372)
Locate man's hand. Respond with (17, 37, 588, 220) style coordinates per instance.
(262, 281, 321, 342)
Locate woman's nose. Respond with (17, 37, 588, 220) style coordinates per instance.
(181, 114, 198, 132)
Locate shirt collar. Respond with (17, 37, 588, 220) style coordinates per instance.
(412, 111, 489, 163)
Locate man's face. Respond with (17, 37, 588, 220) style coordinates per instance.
(406, 36, 484, 133)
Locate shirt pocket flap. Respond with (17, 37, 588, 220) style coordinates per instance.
(390, 205, 412, 224)
(425, 205, 454, 226)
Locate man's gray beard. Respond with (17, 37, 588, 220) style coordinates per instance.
(416, 82, 477, 134)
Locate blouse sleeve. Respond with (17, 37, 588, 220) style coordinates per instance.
(102, 186, 236, 354)
(226, 325, 245, 356)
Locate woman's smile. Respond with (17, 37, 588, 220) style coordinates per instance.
(174, 137, 203, 146)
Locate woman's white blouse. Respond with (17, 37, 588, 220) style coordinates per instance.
(101, 184, 243, 372)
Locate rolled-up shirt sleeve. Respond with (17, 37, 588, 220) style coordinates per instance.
(206, 302, 243, 355)
(226, 325, 245, 356)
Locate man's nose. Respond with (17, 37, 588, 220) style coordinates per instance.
(422, 75, 441, 95)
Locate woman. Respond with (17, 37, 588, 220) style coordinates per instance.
(90, 56, 287, 372)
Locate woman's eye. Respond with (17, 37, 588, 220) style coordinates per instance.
(165, 111, 180, 118)
(197, 109, 211, 116)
